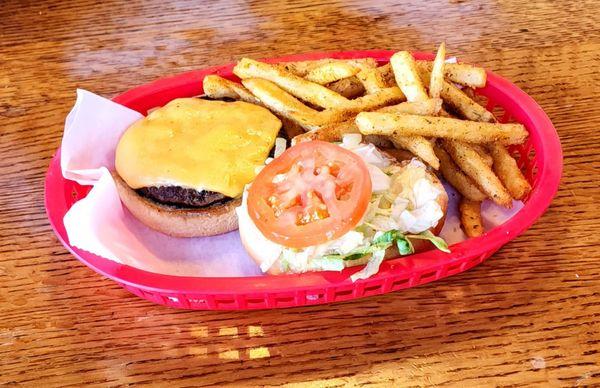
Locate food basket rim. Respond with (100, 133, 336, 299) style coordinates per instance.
(44, 50, 562, 298)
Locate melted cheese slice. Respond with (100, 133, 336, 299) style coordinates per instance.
(115, 98, 281, 198)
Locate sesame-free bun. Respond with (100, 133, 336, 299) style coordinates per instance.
(113, 172, 241, 238)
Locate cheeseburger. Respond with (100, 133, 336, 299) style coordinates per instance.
(114, 98, 281, 237)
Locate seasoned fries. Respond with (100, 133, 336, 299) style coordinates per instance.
(440, 80, 496, 122)
(355, 112, 528, 145)
(234, 58, 350, 108)
(442, 140, 512, 207)
(417, 61, 487, 88)
(205, 44, 532, 240)
(242, 78, 326, 130)
(380, 100, 443, 169)
(434, 144, 487, 201)
(243, 78, 402, 131)
(488, 143, 532, 199)
(357, 67, 388, 94)
(377, 64, 396, 88)
(326, 76, 365, 98)
(343, 87, 405, 111)
(471, 143, 494, 167)
(292, 120, 357, 144)
(417, 66, 495, 122)
(391, 137, 439, 170)
(293, 99, 439, 142)
(390, 51, 429, 102)
(279, 58, 377, 77)
(379, 61, 487, 88)
(429, 42, 446, 99)
(305, 62, 360, 85)
(443, 63, 486, 88)
(293, 100, 441, 168)
(378, 98, 442, 115)
(459, 199, 484, 237)
(203, 75, 262, 105)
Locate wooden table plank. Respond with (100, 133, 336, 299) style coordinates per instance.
(1, 0, 599, 386)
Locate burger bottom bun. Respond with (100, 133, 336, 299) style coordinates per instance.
(112, 172, 240, 238)
(240, 158, 448, 275)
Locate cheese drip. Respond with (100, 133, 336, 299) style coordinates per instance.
(115, 98, 281, 198)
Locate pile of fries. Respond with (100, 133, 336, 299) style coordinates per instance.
(202, 43, 531, 238)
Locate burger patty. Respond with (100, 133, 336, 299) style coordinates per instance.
(136, 96, 288, 208)
(137, 186, 228, 208)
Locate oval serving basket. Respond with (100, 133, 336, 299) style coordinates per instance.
(45, 50, 562, 310)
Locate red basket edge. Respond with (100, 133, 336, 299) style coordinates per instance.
(44, 50, 562, 309)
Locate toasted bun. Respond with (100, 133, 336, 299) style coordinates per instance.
(240, 156, 448, 275)
(113, 172, 240, 238)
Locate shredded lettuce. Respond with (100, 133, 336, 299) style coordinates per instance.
(406, 230, 450, 253)
(372, 230, 413, 255)
(308, 256, 346, 271)
(317, 229, 449, 266)
(351, 249, 386, 281)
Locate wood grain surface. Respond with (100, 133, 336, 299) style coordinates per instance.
(1, 0, 599, 386)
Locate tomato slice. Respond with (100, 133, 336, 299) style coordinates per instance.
(248, 140, 372, 248)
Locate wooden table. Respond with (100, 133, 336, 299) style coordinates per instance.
(2, 0, 599, 386)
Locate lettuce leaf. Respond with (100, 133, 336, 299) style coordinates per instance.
(373, 230, 414, 255)
(350, 249, 386, 282)
(318, 230, 449, 268)
(406, 230, 450, 253)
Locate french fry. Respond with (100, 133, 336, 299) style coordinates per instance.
(292, 120, 357, 144)
(433, 144, 487, 201)
(326, 76, 365, 98)
(488, 143, 532, 200)
(390, 51, 429, 102)
(204, 75, 307, 140)
(234, 58, 350, 108)
(379, 61, 487, 88)
(391, 137, 439, 170)
(355, 112, 528, 145)
(443, 63, 487, 88)
(429, 42, 446, 99)
(378, 98, 442, 115)
(377, 64, 396, 88)
(357, 67, 388, 94)
(441, 80, 496, 122)
(243, 78, 401, 132)
(242, 78, 325, 130)
(470, 143, 493, 167)
(203, 75, 262, 105)
(459, 199, 484, 237)
(417, 66, 495, 122)
(293, 99, 441, 143)
(442, 139, 512, 207)
(305, 62, 360, 85)
(293, 99, 441, 169)
(342, 86, 405, 111)
(381, 99, 443, 171)
(419, 61, 486, 88)
(279, 58, 377, 77)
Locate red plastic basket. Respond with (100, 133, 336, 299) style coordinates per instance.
(44, 50, 562, 310)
